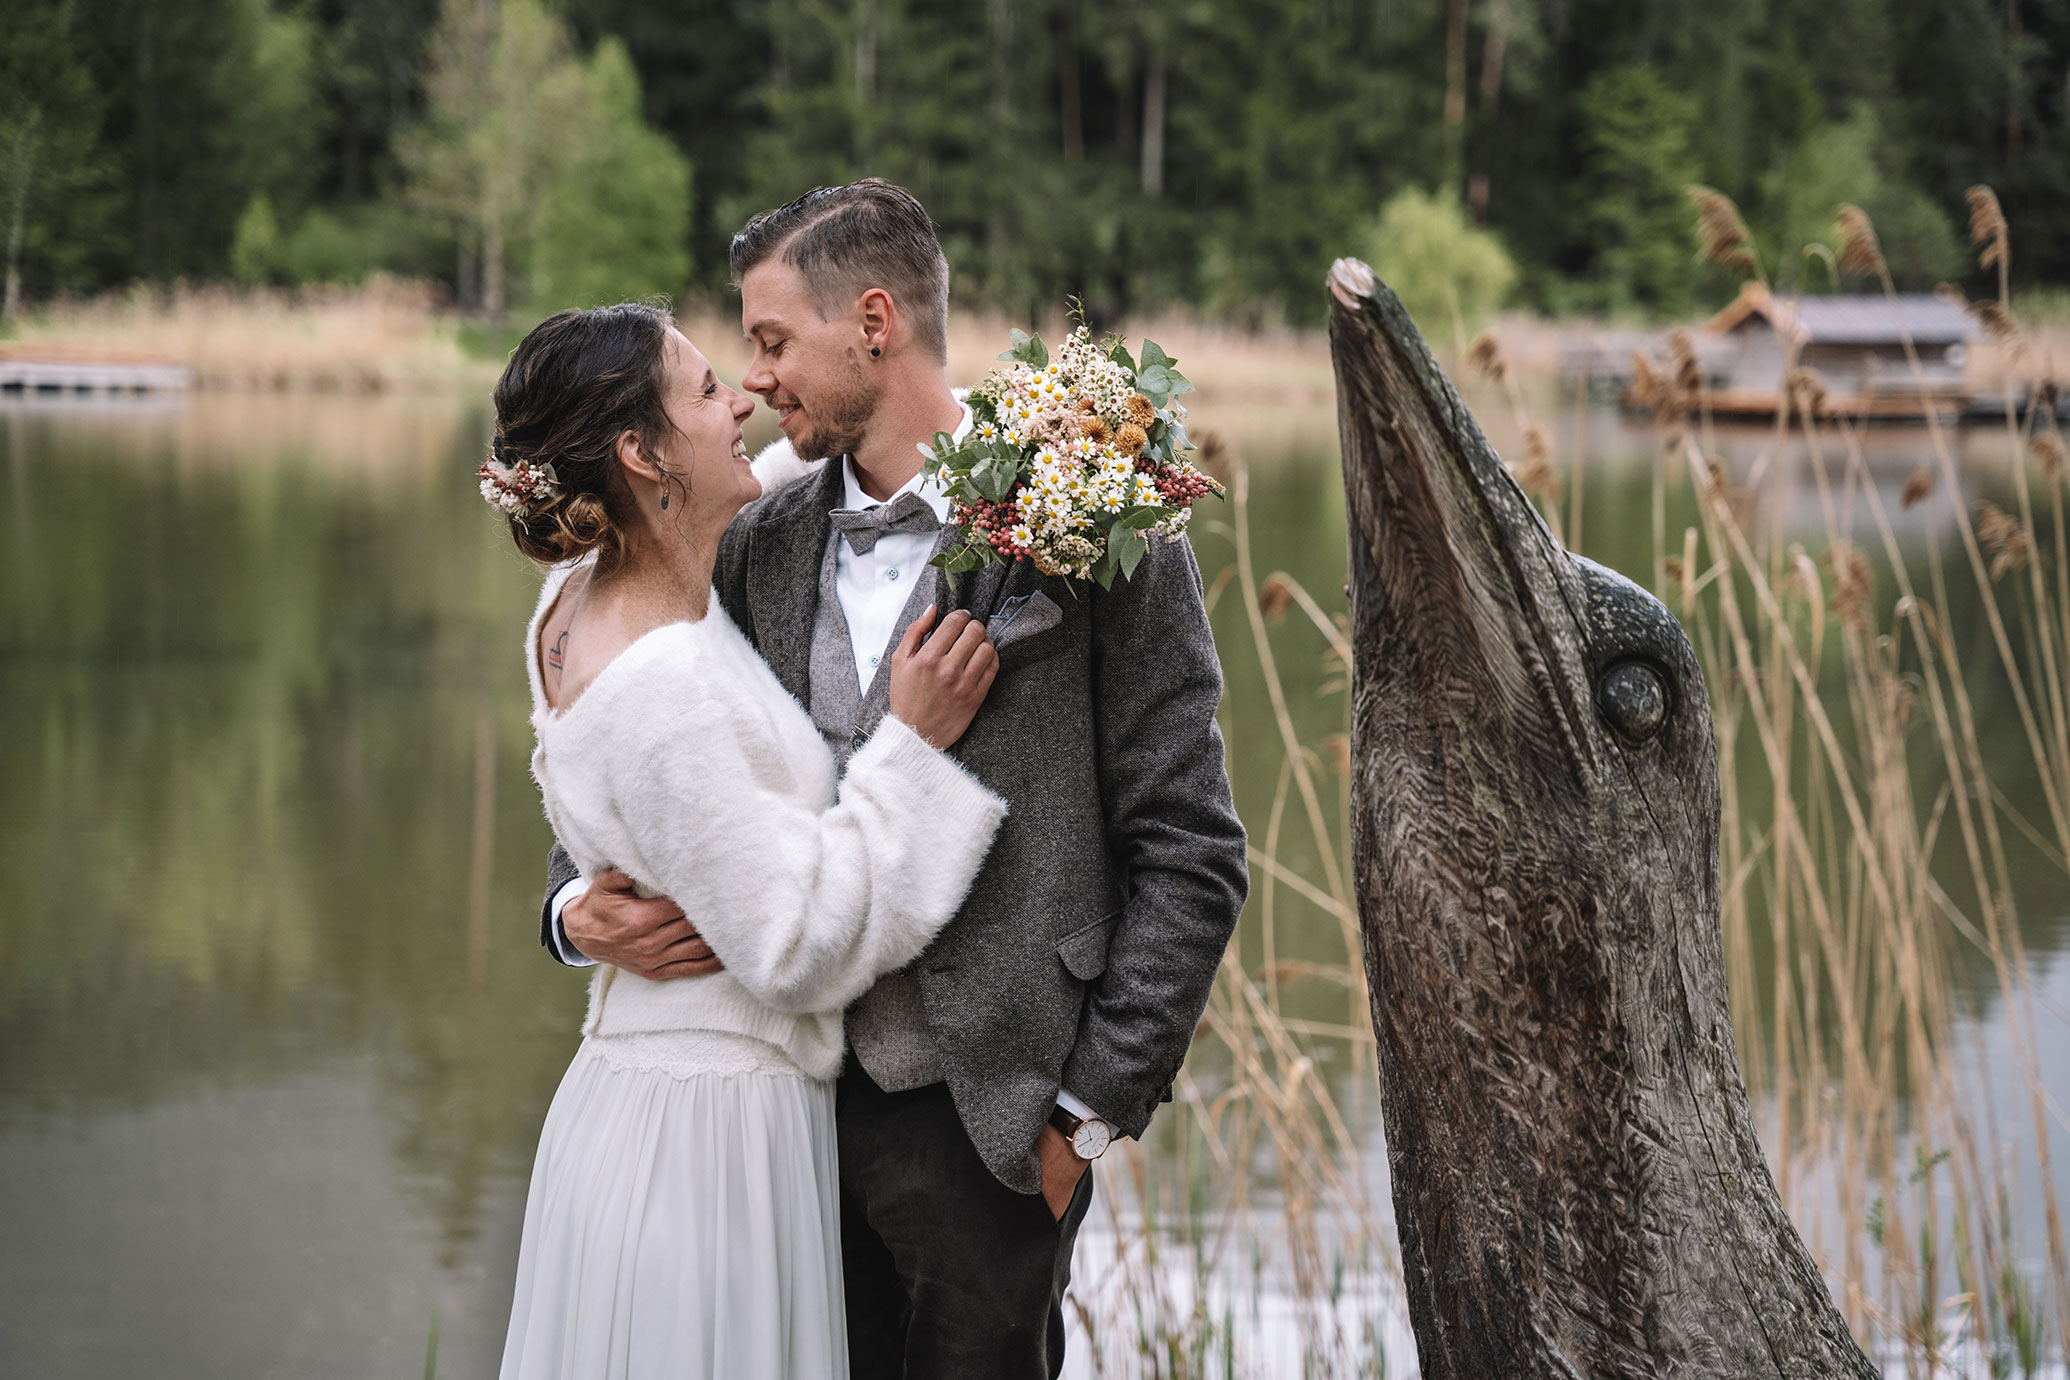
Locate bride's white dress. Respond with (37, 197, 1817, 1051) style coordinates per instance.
(499, 561, 1006, 1380)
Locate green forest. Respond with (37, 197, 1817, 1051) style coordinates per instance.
(3, 0, 2066, 326)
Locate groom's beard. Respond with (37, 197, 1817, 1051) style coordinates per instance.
(786, 360, 878, 462)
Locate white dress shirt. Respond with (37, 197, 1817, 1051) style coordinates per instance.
(833, 457, 957, 695)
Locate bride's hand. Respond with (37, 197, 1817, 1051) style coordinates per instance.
(888, 606, 998, 748)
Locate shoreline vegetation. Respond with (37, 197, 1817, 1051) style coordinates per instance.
(6, 278, 2064, 413)
(1069, 196, 2070, 1376)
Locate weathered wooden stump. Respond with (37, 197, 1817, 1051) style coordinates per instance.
(1329, 257, 1876, 1379)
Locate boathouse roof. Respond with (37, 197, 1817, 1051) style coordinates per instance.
(1704, 283, 1977, 347)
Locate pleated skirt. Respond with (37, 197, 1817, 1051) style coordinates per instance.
(498, 1039, 848, 1380)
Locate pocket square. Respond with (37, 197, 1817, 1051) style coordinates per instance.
(986, 590, 1063, 650)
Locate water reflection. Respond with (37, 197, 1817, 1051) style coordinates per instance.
(0, 392, 2061, 1378)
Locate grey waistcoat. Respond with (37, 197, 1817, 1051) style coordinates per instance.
(807, 523, 951, 1091)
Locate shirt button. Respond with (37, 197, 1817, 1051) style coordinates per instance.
(869, 655, 880, 667)
(886, 567, 900, 581)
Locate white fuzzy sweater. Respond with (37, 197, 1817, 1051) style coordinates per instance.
(525, 562, 1007, 1080)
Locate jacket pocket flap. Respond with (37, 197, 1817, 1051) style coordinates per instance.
(1057, 910, 1121, 981)
(988, 590, 1064, 651)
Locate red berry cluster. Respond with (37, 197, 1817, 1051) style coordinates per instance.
(954, 492, 1032, 561)
(1138, 460, 1219, 507)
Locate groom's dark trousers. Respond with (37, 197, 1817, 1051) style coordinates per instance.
(836, 1059, 1095, 1379)
(543, 457, 1247, 1373)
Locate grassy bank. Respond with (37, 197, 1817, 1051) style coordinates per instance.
(8, 279, 496, 393)
(11, 282, 2061, 454)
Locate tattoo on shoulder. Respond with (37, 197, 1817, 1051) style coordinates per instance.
(547, 629, 569, 673)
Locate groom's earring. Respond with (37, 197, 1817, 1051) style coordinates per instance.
(869, 346, 881, 358)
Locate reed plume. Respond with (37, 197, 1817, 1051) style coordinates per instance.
(1690, 185, 1762, 279)
(1967, 185, 2010, 272)
(1835, 205, 1886, 279)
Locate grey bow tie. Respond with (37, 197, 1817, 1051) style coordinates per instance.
(828, 490, 942, 554)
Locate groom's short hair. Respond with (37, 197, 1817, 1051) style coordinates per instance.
(729, 179, 950, 365)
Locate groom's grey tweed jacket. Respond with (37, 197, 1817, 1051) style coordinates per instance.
(541, 458, 1248, 1193)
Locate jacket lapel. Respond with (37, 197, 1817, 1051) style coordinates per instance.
(951, 553, 1023, 620)
(749, 459, 846, 706)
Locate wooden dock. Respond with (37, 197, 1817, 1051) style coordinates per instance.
(0, 344, 191, 393)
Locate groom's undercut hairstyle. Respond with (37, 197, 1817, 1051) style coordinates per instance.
(729, 179, 951, 365)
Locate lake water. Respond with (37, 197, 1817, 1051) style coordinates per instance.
(2, 389, 2063, 1378)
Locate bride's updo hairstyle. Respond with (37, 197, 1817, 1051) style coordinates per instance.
(489, 302, 675, 573)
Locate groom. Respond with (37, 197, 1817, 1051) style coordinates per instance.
(539, 179, 1248, 1378)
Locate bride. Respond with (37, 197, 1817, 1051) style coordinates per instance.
(483, 302, 1007, 1379)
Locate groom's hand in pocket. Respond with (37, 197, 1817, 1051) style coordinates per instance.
(1035, 1124, 1090, 1221)
(564, 868, 725, 979)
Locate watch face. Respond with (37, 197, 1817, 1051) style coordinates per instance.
(1072, 1119, 1111, 1159)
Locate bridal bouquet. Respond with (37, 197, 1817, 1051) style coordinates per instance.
(920, 326, 1225, 588)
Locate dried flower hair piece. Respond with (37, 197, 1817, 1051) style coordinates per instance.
(478, 441, 561, 518)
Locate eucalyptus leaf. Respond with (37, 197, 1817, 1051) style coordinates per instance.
(1118, 505, 1178, 529)
(1108, 340, 1137, 372)
(1090, 547, 1119, 589)
(1116, 526, 1149, 579)
(1001, 329, 1049, 370)
(971, 455, 1019, 501)
(1139, 339, 1174, 370)
(932, 541, 996, 575)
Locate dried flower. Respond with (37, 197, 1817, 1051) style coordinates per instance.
(1787, 544, 1823, 606)
(1967, 300, 2019, 341)
(1836, 205, 1886, 278)
(1690, 186, 1760, 277)
(1628, 351, 1664, 409)
(1115, 422, 1149, 456)
(1124, 394, 1157, 428)
(1323, 733, 1352, 774)
(1509, 424, 1559, 502)
(2033, 431, 2064, 478)
(1078, 414, 1114, 445)
(1975, 501, 2031, 579)
(1966, 186, 2009, 272)
(1788, 367, 1829, 418)
(1832, 545, 1873, 632)
(1901, 466, 1934, 509)
(1467, 332, 1507, 383)
(477, 451, 560, 518)
(1703, 457, 1728, 500)
(1260, 572, 1295, 623)
(1669, 330, 1703, 409)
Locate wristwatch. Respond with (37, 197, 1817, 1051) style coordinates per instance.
(1048, 1104, 1113, 1160)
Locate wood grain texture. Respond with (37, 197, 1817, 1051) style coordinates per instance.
(1328, 258, 1875, 1379)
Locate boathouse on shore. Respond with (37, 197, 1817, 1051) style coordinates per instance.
(1699, 283, 1976, 421)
